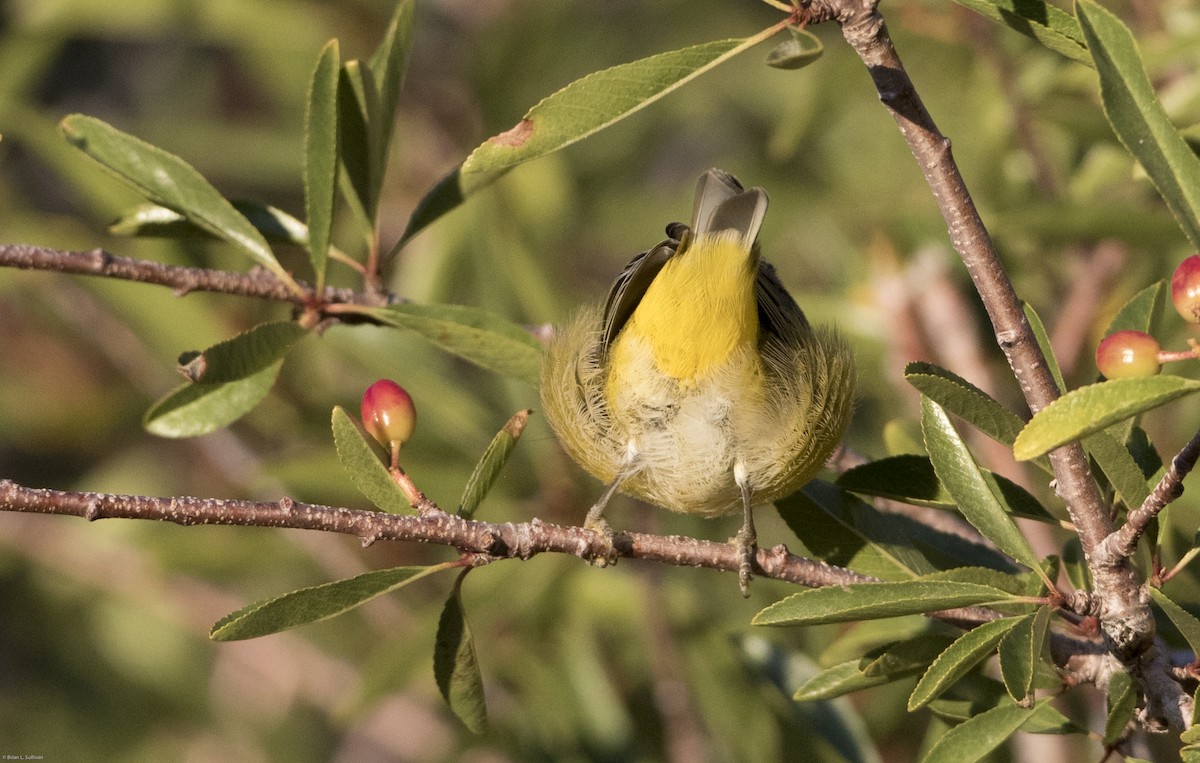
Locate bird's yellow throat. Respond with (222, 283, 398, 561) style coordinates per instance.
(608, 232, 759, 387)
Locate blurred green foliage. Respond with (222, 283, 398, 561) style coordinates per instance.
(2, 0, 1200, 760)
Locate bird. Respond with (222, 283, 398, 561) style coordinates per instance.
(541, 169, 854, 595)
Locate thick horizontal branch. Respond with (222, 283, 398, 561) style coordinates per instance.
(0, 243, 358, 305)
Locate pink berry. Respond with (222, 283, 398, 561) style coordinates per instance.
(1096, 330, 1161, 379)
(1172, 254, 1200, 323)
(361, 379, 417, 448)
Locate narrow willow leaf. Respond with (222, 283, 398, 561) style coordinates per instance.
(458, 409, 532, 519)
(398, 36, 766, 243)
(331, 405, 410, 514)
(1104, 670, 1137, 745)
(1013, 376, 1200, 460)
(110, 200, 310, 248)
(1106, 281, 1166, 336)
(997, 607, 1051, 704)
(144, 361, 282, 438)
(210, 563, 456, 641)
(1083, 431, 1151, 509)
(1077, 0, 1200, 249)
(355, 303, 542, 385)
(1024, 302, 1065, 394)
(765, 26, 823, 70)
(909, 617, 1023, 710)
(792, 660, 896, 701)
(60, 114, 295, 288)
(338, 60, 377, 228)
(1149, 587, 1200, 658)
(837, 455, 1061, 526)
(777, 483, 932, 581)
(1062, 537, 1092, 591)
(904, 362, 1027, 448)
(921, 698, 1050, 763)
(434, 569, 488, 733)
(177, 321, 308, 384)
(950, 0, 1089, 64)
(922, 397, 1041, 571)
(367, 0, 416, 169)
(305, 39, 341, 291)
(860, 633, 957, 679)
(753, 580, 1014, 627)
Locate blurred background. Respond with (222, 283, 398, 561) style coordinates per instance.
(2, 0, 1200, 760)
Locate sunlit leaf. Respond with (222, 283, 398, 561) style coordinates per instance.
(332, 405, 410, 514)
(921, 698, 1052, 763)
(997, 607, 1051, 703)
(909, 616, 1023, 710)
(459, 409, 532, 519)
(144, 362, 282, 438)
(304, 39, 341, 290)
(765, 26, 823, 70)
(110, 201, 310, 248)
(176, 321, 307, 384)
(753, 579, 1014, 627)
(950, 0, 1089, 64)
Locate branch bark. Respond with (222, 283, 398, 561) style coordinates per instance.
(806, 0, 1188, 730)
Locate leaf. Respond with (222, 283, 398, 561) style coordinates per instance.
(920, 698, 1051, 763)
(1062, 537, 1093, 591)
(458, 409, 531, 519)
(210, 563, 455, 641)
(837, 455, 1062, 526)
(398, 35, 765, 243)
(355, 303, 542, 385)
(338, 60, 377, 228)
(997, 607, 1051, 704)
(765, 26, 823, 70)
(753, 580, 1014, 627)
(1013, 376, 1200, 460)
(1106, 280, 1166, 336)
(792, 660, 897, 701)
(1083, 431, 1151, 509)
(776, 483, 933, 581)
(1024, 302, 1065, 394)
(793, 634, 953, 701)
(60, 114, 296, 289)
(434, 569, 488, 733)
(1104, 669, 1137, 745)
(1149, 587, 1200, 658)
(110, 200, 310, 248)
(304, 39, 341, 291)
(144, 361, 282, 438)
(367, 0, 416, 171)
(949, 0, 1090, 64)
(909, 617, 1024, 710)
(1077, 0, 1200, 249)
(904, 362, 1028, 449)
(332, 405, 410, 514)
(922, 397, 1042, 571)
(176, 321, 308, 384)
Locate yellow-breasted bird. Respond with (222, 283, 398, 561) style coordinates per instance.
(541, 169, 854, 594)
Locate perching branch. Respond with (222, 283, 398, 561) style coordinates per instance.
(805, 0, 1187, 730)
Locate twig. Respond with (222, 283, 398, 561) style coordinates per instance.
(1100, 427, 1200, 564)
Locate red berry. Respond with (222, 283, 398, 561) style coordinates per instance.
(1172, 254, 1200, 323)
(1096, 330, 1161, 379)
(361, 379, 417, 448)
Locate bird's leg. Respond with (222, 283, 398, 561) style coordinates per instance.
(734, 460, 756, 597)
(583, 443, 638, 568)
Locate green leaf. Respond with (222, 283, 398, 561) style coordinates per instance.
(110, 200, 311, 249)
(1104, 669, 1137, 745)
(1062, 537, 1093, 591)
(367, 0, 416, 173)
(210, 563, 456, 641)
(1077, 0, 1200, 249)
(332, 405, 410, 514)
(144, 361, 282, 438)
(434, 569, 488, 733)
(304, 39, 341, 291)
(1013, 376, 1200, 460)
(837, 455, 1061, 526)
(397, 36, 764, 243)
(765, 26, 823, 70)
(1106, 280, 1166, 336)
(792, 660, 897, 701)
(909, 617, 1024, 710)
(356, 303, 542, 385)
(949, 0, 1089, 64)
(60, 114, 295, 289)
(753, 579, 1014, 627)
(794, 634, 953, 701)
(1149, 587, 1200, 658)
(997, 607, 1051, 704)
(920, 698, 1051, 763)
(922, 397, 1042, 571)
(176, 321, 308, 384)
(338, 60, 377, 228)
(458, 409, 531, 519)
(1024, 302, 1066, 394)
(776, 483, 933, 581)
(904, 362, 1028, 449)
(1083, 430, 1151, 509)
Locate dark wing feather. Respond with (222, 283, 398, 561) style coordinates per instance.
(600, 238, 679, 353)
(755, 260, 811, 347)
